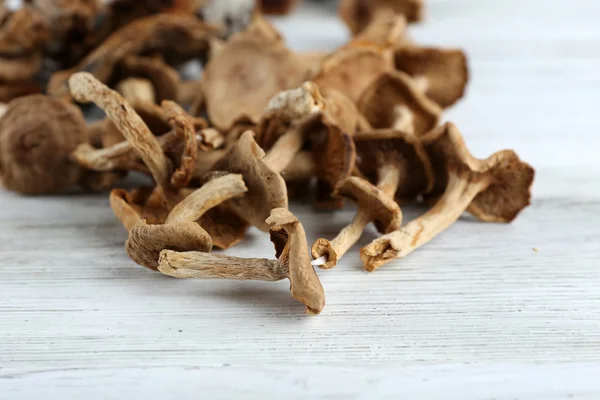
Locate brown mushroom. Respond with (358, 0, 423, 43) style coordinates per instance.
(158, 208, 326, 314)
(115, 55, 182, 104)
(126, 173, 248, 270)
(201, 17, 311, 130)
(358, 70, 441, 136)
(311, 176, 402, 269)
(346, 8, 407, 49)
(116, 78, 156, 106)
(339, 0, 423, 36)
(258, 0, 302, 15)
(394, 46, 469, 108)
(210, 130, 288, 231)
(354, 128, 434, 202)
(360, 122, 535, 271)
(0, 4, 49, 55)
(48, 14, 221, 101)
(0, 80, 41, 103)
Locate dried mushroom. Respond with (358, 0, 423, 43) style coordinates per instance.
(49, 14, 221, 101)
(0, 4, 49, 55)
(339, 0, 423, 35)
(258, 0, 302, 15)
(358, 70, 441, 136)
(115, 55, 182, 104)
(311, 176, 402, 269)
(394, 46, 469, 108)
(158, 208, 326, 314)
(360, 122, 535, 271)
(201, 17, 311, 130)
(126, 173, 248, 270)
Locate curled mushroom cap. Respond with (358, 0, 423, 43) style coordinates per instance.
(211, 130, 288, 231)
(0, 5, 50, 55)
(115, 55, 182, 104)
(360, 122, 535, 271)
(339, 0, 423, 35)
(201, 17, 310, 130)
(49, 14, 221, 101)
(267, 208, 326, 314)
(0, 94, 87, 195)
(354, 128, 434, 201)
(311, 176, 402, 269)
(358, 70, 441, 136)
(395, 46, 469, 108)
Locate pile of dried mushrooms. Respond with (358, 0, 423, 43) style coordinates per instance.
(0, 0, 535, 315)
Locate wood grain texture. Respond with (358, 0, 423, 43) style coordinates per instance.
(2, 0, 600, 398)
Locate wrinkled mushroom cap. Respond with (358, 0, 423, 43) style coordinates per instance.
(337, 176, 403, 233)
(354, 128, 434, 200)
(313, 45, 395, 104)
(339, 0, 423, 35)
(202, 18, 310, 130)
(358, 70, 441, 136)
(0, 5, 50, 55)
(395, 46, 469, 108)
(116, 55, 181, 103)
(267, 208, 325, 315)
(211, 130, 288, 231)
(109, 187, 173, 230)
(126, 219, 212, 270)
(422, 122, 535, 222)
(0, 95, 86, 195)
(198, 204, 249, 249)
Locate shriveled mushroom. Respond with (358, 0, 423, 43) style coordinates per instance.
(116, 78, 156, 106)
(358, 70, 441, 136)
(126, 173, 248, 270)
(346, 8, 407, 49)
(258, 0, 302, 15)
(360, 122, 535, 271)
(354, 128, 434, 202)
(0, 4, 49, 55)
(339, 0, 424, 36)
(311, 176, 402, 269)
(48, 14, 221, 101)
(394, 46, 469, 108)
(201, 17, 311, 130)
(158, 208, 326, 315)
(0, 94, 88, 194)
(210, 130, 288, 231)
(0, 80, 41, 103)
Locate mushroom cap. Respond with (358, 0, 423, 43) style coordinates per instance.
(339, 0, 423, 35)
(320, 88, 371, 134)
(109, 187, 174, 230)
(358, 70, 441, 136)
(202, 18, 310, 130)
(312, 45, 395, 104)
(0, 53, 44, 82)
(116, 55, 181, 103)
(394, 46, 469, 108)
(348, 9, 406, 49)
(0, 5, 50, 55)
(0, 95, 87, 195)
(197, 204, 249, 250)
(211, 130, 288, 232)
(422, 122, 535, 222)
(259, 0, 302, 15)
(0, 80, 41, 103)
(354, 128, 434, 200)
(266, 208, 325, 315)
(126, 219, 212, 270)
(336, 176, 403, 234)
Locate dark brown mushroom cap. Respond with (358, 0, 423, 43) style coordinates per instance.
(339, 0, 423, 35)
(197, 204, 249, 250)
(267, 208, 326, 315)
(422, 122, 535, 223)
(336, 176, 403, 234)
(48, 14, 221, 101)
(358, 70, 441, 136)
(0, 95, 86, 195)
(116, 55, 181, 103)
(211, 130, 288, 232)
(394, 46, 469, 108)
(320, 88, 371, 134)
(0, 53, 44, 82)
(0, 80, 41, 103)
(354, 128, 434, 200)
(202, 18, 310, 130)
(0, 5, 50, 55)
(312, 45, 395, 104)
(126, 219, 212, 271)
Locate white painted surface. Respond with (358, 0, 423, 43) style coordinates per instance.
(1, 0, 600, 398)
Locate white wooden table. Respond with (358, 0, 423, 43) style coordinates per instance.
(2, 1, 600, 398)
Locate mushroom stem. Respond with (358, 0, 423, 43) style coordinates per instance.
(0, 103, 7, 118)
(158, 250, 288, 282)
(392, 105, 414, 134)
(261, 125, 304, 173)
(326, 209, 373, 260)
(376, 162, 402, 197)
(166, 174, 248, 224)
(412, 75, 429, 93)
(116, 78, 156, 106)
(361, 169, 491, 271)
(69, 72, 172, 190)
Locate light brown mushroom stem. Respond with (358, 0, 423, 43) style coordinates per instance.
(282, 151, 315, 181)
(158, 250, 288, 282)
(116, 78, 156, 105)
(412, 75, 429, 93)
(361, 168, 491, 271)
(166, 174, 248, 224)
(0, 103, 7, 118)
(392, 105, 414, 134)
(376, 162, 402, 197)
(325, 210, 373, 262)
(69, 72, 172, 190)
(261, 125, 304, 173)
